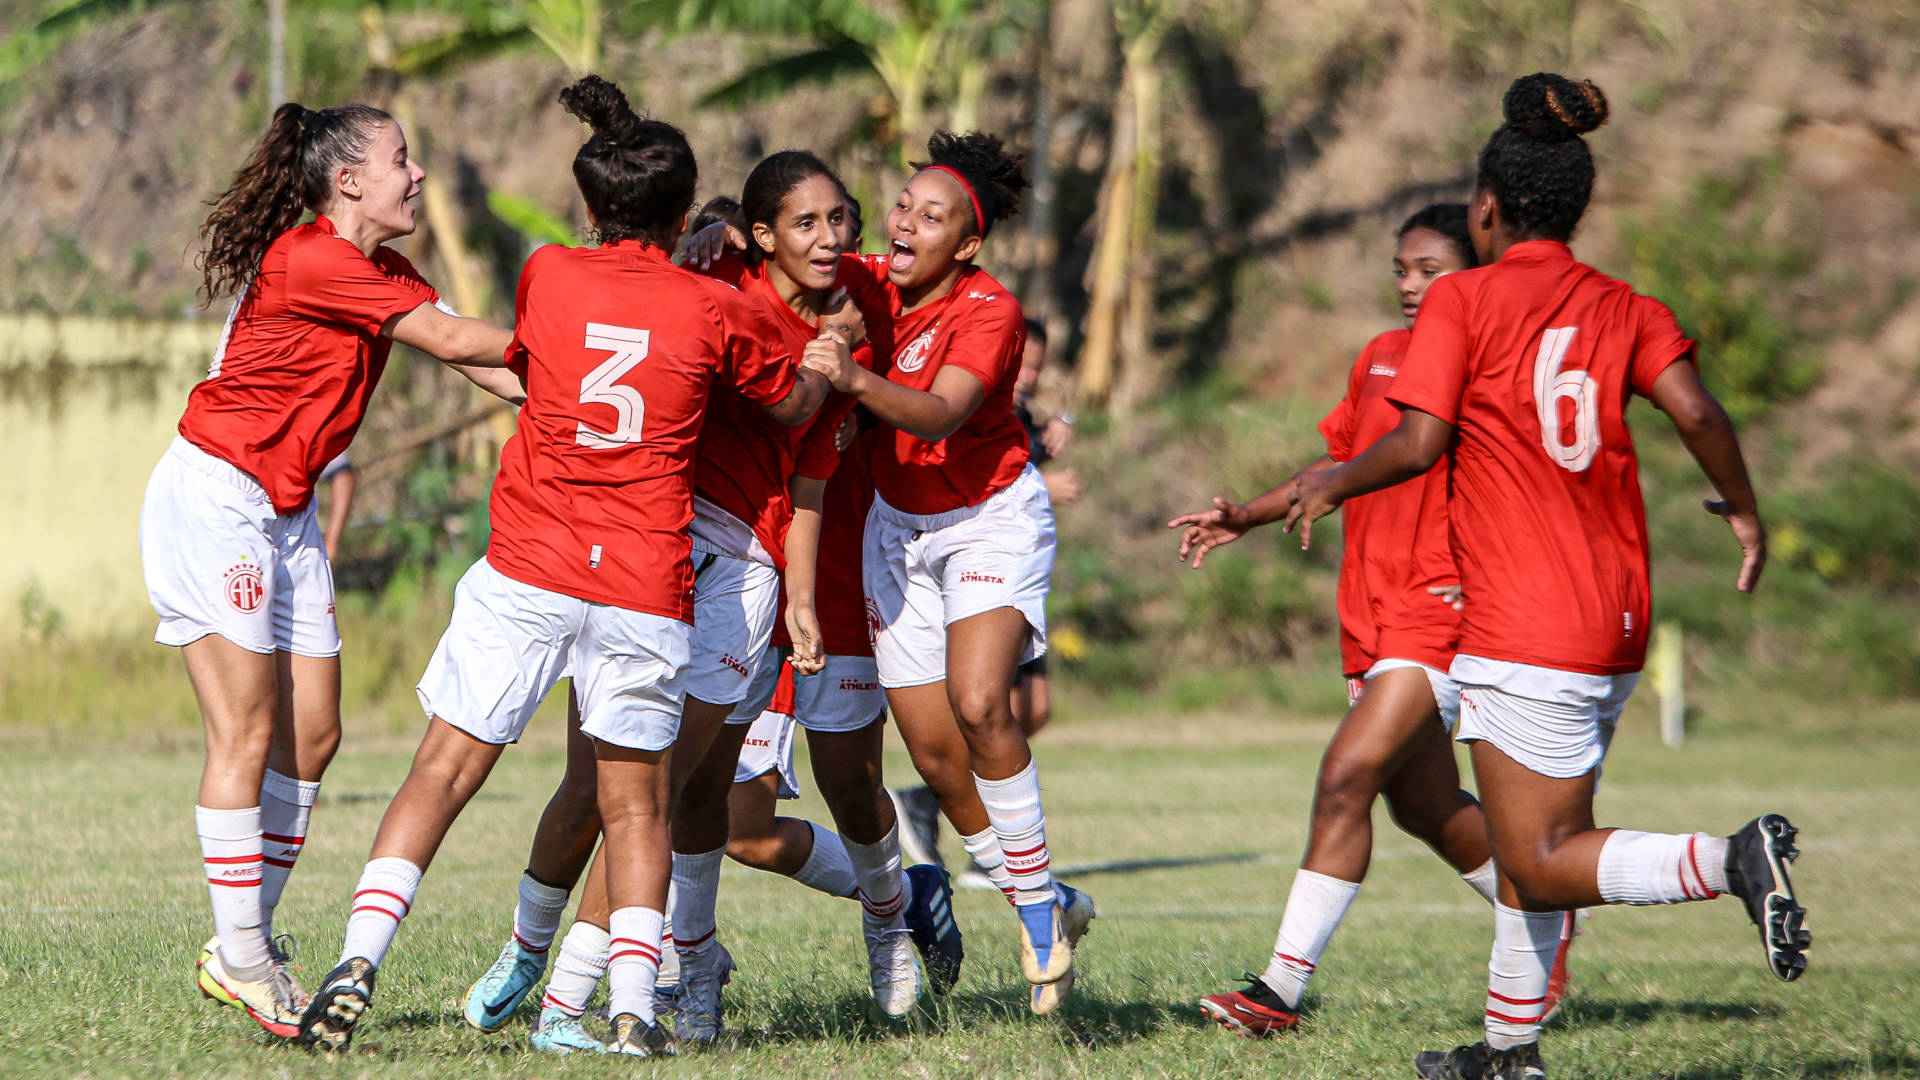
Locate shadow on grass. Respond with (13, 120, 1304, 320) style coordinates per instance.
(1552, 998, 1784, 1029)
(1051, 852, 1262, 879)
(1663, 1050, 1920, 1080)
(738, 987, 1181, 1050)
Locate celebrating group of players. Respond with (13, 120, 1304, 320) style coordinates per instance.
(140, 63, 1811, 1075)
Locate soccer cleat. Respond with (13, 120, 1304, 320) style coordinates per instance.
(1015, 900, 1074, 1016)
(195, 937, 237, 1006)
(1056, 882, 1098, 946)
(864, 922, 926, 1022)
(464, 937, 548, 1032)
(890, 786, 944, 871)
(903, 864, 965, 995)
(1415, 1040, 1546, 1080)
(671, 942, 730, 1046)
(529, 1006, 607, 1054)
(197, 943, 305, 1038)
(606, 1012, 676, 1057)
(1724, 813, 1810, 982)
(1199, 973, 1301, 1037)
(298, 957, 376, 1052)
(1540, 911, 1578, 1023)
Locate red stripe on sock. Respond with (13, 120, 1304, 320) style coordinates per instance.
(670, 927, 714, 948)
(609, 948, 661, 964)
(1486, 989, 1545, 1006)
(354, 887, 411, 915)
(1486, 1008, 1545, 1025)
(608, 938, 661, 960)
(262, 832, 305, 846)
(207, 877, 260, 887)
(1003, 844, 1048, 859)
(351, 905, 403, 922)
(1274, 952, 1316, 971)
(262, 856, 297, 869)
(512, 930, 550, 954)
(1007, 859, 1051, 876)
(203, 854, 262, 864)
(542, 992, 586, 1015)
(1685, 835, 1720, 900)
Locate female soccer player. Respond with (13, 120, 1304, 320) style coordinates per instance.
(801, 130, 1096, 1015)
(1284, 74, 1807, 1080)
(1172, 204, 1568, 1037)
(295, 75, 825, 1057)
(141, 100, 519, 1037)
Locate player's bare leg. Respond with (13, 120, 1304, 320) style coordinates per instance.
(593, 739, 676, 1056)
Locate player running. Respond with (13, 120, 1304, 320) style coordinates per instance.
(143, 100, 520, 1038)
(801, 130, 1096, 1016)
(1171, 203, 1588, 1037)
(1284, 74, 1808, 1080)
(295, 75, 826, 1056)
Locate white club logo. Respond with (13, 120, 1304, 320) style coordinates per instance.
(895, 326, 938, 374)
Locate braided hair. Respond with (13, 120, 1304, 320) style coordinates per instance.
(1475, 72, 1610, 241)
(559, 75, 696, 246)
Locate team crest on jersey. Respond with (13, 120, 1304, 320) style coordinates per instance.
(224, 561, 264, 614)
(966, 290, 997, 302)
(866, 596, 884, 645)
(895, 326, 938, 374)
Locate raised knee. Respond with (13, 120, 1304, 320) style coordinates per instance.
(725, 833, 780, 872)
(1313, 757, 1383, 820)
(948, 686, 1006, 729)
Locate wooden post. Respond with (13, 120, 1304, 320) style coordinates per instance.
(1654, 621, 1685, 747)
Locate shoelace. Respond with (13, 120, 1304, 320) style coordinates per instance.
(266, 966, 302, 1012)
(269, 932, 298, 964)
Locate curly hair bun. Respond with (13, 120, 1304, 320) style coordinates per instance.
(1503, 73, 1609, 142)
(918, 129, 1028, 236)
(560, 74, 643, 146)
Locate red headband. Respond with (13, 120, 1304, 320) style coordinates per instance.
(921, 165, 989, 237)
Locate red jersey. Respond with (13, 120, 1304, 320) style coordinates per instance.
(846, 257, 1030, 514)
(815, 426, 882, 656)
(1388, 241, 1695, 675)
(692, 261, 887, 566)
(177, 215, 438, 514)
(1318, 329, 1460, 676)
(486, 241, 796, 621)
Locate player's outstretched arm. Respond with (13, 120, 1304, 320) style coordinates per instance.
(1647, 360, 1767, 593)
(386, 302, 514, 367)
(761, 343, 834, 427)
(445, 362, 527, 406)
(1167, 457, 1337, 569)
(783, 476, 828, 675)
(1285, 408, 1452, 549)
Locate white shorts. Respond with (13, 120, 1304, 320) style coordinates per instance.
(417, 558, 691, 751)
(140, 437, 340, 657)
(792, 654, 887, 733)
(1450, 655, 1640, 779)
(1346, 659, 1462, 732)
(724, 643, 786, 724)
(864, 464, 1054, 690)
(734, 708, 800, 799)
(686, 544, 781, 708)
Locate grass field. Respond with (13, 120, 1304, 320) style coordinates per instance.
(1, 697, 1916, 1079)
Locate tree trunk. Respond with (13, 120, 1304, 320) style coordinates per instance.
(1075, 71, 1136, 408)
(1022, 0, 1059, 328)
(1113, 29, 1164, 414)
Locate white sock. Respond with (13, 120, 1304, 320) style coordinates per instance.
(1484, 903, 1561, 1050)
(1461, 858, 1500, 905)
(607, 907, 665, 1024)
(540, 921, 609, 1017)
(669, 848, 724, 952)
(844, 822, 908, 925)
(959, 825, 1018, 905)
(1259, 869, 1361, 1009)
(1596, 830, 1729, 904)
(973, 762, 1054, 906)
(793, 821, 859, 898)
(340, 856, 422, 968)
(512, 872, 571, 954)
(258, 770, 319, 941)
(197, 805, 271, 974)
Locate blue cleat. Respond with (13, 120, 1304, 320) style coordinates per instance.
(529, 1005, 607, 1054)
(902, 864, 965, 995)
(463, 937, 548, 1032)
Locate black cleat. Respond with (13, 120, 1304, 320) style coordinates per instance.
(1724, 813, 1811, 982)
(1414, 1040, 1545, 1079)
(298, 957, 376, 1052)
(903, 863, 965, 995)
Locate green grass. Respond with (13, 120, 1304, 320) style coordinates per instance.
(1, 699, 1916, 1077)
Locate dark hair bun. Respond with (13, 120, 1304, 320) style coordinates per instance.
(1502, 73, 1609, 142)
(560, 74, 643, 146)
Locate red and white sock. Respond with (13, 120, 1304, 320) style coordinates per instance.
(511, 872, 570, 955)
(793, 822, 858, 898)
(1461, 858, 1500, 905)
(540, 921, 609, 1018)
(973, 762, 1053, 907)
(1259, 869, 1360, 1009)
(606, 907, 665, 1025)
(1596, 830, 1728, 904)
(959, 826, 1018, 904)
(845, 822, 908, 926)
(1484, 903, 1561, 1050)
(669, 848, 723, 954)
(339, 856, 421, 968)
(258, 769, 319, 940)
(197, 805, 271, 974)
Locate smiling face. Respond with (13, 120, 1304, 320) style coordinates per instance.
(884, 169, 983, 297)
(1393, 226, 1473, 326)
(335, 120, 423, 241)
(752, 173, 846, 296)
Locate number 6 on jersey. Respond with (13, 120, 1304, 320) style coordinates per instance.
(577, 323, 648, 448)
(1533, 325, 1598, 473)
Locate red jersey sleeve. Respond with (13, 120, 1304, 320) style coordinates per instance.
(1318, 344, 1372, 461)
(1628, 294, 1697, 396)
(286, 240, 434, 336)
(1388, 275, 1472, 424)
(942, 297, 1024, 390)
(715, 285, 799, 408)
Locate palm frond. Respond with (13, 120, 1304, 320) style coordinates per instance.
(487, 191, 582, 247)
(697, 37, 876, 108)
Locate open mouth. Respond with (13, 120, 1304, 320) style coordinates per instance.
(889, 238, 916, 275)
(809, 254, 839, 276)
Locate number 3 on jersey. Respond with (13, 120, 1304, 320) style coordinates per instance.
(577, 322, 649, 449)
(1532, 326, 1598, 473)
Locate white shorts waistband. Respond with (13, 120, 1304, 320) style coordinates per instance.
(872, 463, 1042, 532)
(165, 436, 271, 505)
